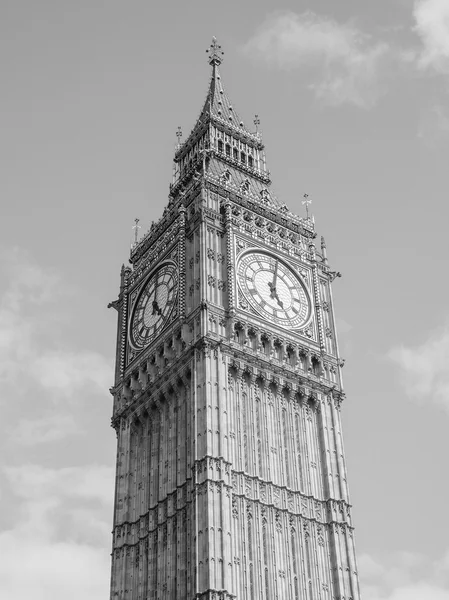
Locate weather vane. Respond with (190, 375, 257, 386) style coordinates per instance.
(254, 114, 260, 133)
(206, 36, 224, 66)
(132, 218, 141, 245)
(302, 193, 312, 220)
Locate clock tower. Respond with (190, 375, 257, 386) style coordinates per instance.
(109, 38, 361, 600)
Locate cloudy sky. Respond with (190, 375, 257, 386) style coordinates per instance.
(1, 0, 449, 598)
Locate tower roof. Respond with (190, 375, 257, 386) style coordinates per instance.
(175, 37, 261, 162)
(201, 37, 244, 129)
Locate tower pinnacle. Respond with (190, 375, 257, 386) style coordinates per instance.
(206, 36, 223, 67)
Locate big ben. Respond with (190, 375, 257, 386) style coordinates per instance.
(109, 37, 361, 600)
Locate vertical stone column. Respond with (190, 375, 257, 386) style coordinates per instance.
(178, 204, 187, 322)
(115, 265, 130, 383)
(223, 200, 235, 317)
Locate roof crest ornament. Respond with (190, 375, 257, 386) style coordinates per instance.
(206, 36, 224, 67)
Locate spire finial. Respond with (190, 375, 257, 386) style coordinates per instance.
(206, 37, 224, 66)
(302, 193, 312, 220)
(176, 125, 183, 148)
(254, 114, 260, 133)
(132, 218, 141, 245)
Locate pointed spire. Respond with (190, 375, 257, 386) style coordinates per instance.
(200, 39, 245, 131)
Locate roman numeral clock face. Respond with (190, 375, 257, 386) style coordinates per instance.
(237, 250, 312, 330)
(129, 263, 178, 349)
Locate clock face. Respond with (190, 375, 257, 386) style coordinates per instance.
(129, 262, 178, 349)
(237, 250, 312, 329)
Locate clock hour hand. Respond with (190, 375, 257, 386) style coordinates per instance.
(152, 299, 162, 316)
(273, 292, 283, 309)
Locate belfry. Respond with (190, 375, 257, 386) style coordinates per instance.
(109, 38, 361, 600)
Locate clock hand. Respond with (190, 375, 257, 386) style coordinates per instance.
(274, 292, 283, 309)
(152, 272, 162, 315)
(269, 260, 280, 298)
(152, 299, 161, 315)
(272, 260, 279, 289)
(155, 270, 159, 303)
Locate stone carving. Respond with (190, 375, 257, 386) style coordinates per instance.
(232, 497, 238, 519)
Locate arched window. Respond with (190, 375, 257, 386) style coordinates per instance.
(248, 155, 254, 168)
(233, 147, 238, 160)
(225, 144, 231, 157)
(241, 152, 246, 164)
(218, 140, 223, 153)
(311, 356, 321, 376)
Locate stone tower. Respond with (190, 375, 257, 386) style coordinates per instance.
(109, 38, 361, 600)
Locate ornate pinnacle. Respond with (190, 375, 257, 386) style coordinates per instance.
(176, 126, 183, 148)
(206, 36, 224, 66)
(302, 193, 312, 220)
(132, 217, 141, 245)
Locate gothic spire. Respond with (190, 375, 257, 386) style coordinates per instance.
(200, 37, 245, 131)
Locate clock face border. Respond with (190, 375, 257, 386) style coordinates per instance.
(236, 248, 313, 330)
(128, 261, 179, 350)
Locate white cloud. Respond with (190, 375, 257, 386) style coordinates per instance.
(413, 0, 449, 72)
(0, 247, 63, 311)
(12, 414, 82, 445)
(0, 535, 110, 600)
(4, 463, 113, 511)
(418, 103, 449, 142)
(336, 317, 353, 334)
(244, 11, 390, 108)
(32, 350, 111, 397)
(360, 551, 449, 600)
(0, 247, 111, 401)
(0, 464, 113, 599)
(388, 323, 449, 413)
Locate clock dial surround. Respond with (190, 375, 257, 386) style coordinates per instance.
(237, 250, 312, 329)
(129, 262, 178, 349)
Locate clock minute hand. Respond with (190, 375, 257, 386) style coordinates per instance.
(269, 260, 279, 298)
(152, 272, 162, 316)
